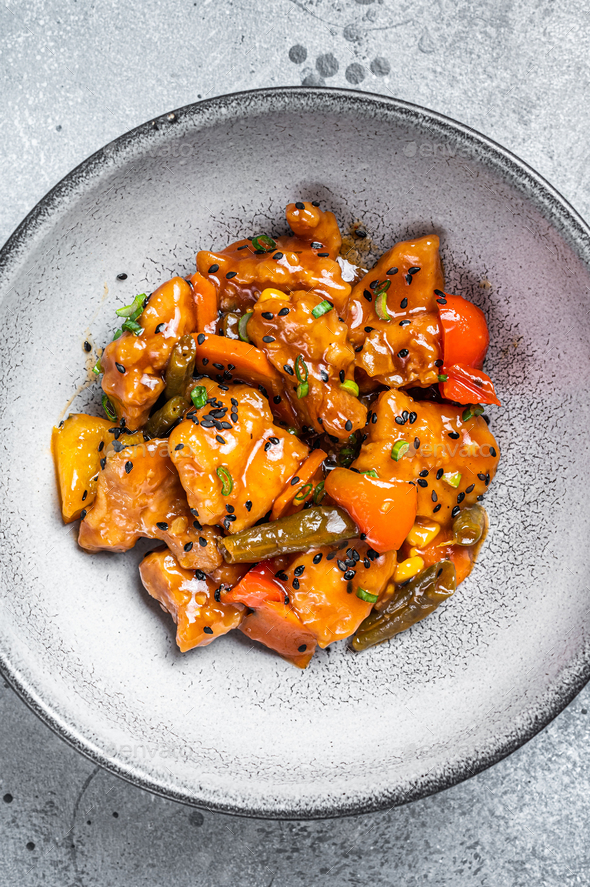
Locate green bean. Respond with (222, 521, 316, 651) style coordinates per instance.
(351, 560, 457, 651)
(218, 506, 358, 564)
(452, 504, 487, 546)
(164, 334, 197, 400)
(143, 396, 186, 439)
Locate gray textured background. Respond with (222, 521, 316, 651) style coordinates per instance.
(1, 0, 590, 884)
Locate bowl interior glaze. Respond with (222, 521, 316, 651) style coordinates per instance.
(1, 88, 589, 818)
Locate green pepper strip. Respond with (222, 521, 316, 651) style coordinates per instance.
(216, 466, 233, 496)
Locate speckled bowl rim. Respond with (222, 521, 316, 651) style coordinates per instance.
(1, 86, 589, 820)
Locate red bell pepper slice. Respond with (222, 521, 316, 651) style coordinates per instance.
(437, 292, 500, 405)
(324, 469, 417, 554)
(224, 561, 286, 607)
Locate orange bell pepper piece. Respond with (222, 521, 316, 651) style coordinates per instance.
(437, 292, 500, 406)
(270, 449, 327, 521)
(325, 468, 417, 554)
(190, 272, 219, 333)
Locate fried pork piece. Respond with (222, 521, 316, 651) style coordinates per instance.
(101, 277, 197, 428)
(248, 289, 367, 440)
(139, 548, 243, 652)
(169, 380, 309, 533)
(196, 202, 351, 316)
(353, 389, 500, 528)
(78, 439, 222, 571)
(345, 235, 444, 389)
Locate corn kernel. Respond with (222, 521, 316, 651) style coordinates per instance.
(405, 520, 441, 549)
(259, 287, 289, 303)
(394, 556, 425, 583)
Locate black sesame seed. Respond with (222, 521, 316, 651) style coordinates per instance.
(214, 588, 221, 601)
(327, 551, 337, 561)
(398, 349, 409, 358)
(269, 437, 279, 445)
(262, 335, 275, 343)
(466, 483, 475, 494)
(294, 565, 305, 577)
(400, 298, 408, 308)
(264, 441, 271, 451)
(434, 289, 446, 297)
(273, 252, 284, 261)
(355, 228, 367, 238)
(83, 340, 92, 353)
(116, 272, 128, 280)
(345, 420, 353, 432)
(395, 416, 406, 426)
(414, 438, 420, 449)
(477, 494, 484, 501)
(98, 441, 104, 452)
(230, 413, 238, 423)
(409, 412, 417, 424)
(452, 506, 461, 518)
(311, 242, 323, 248)
(298, 644, 307, 652)
(477, 473, 486, 481)
(199, 537, 208, 547)
(124, 461, 133, 473)
(434, 359, 443, 367)
(80, 509, 87, 520)
(372, 413, 378, 424)
(386, 267, 398, 275)
(112, 440, 125, 452)
(197, 333, 205, 345)
(262, 312, 274, 320)
(202, 358, 209, 365)
(320, 369, 329, 382)
(193, 520, 202, 530)
(485, 473, 490, 486)
(431, 490, 438, 502)
(457, 492, 466, 504)
(344, 569, 356, 580)
(339, 370, 345, 383)
(436, 298, 447, 305)
(408, 266, 421, 274)
(292, 578, 300, 590)
(213, 362, 224, 371)
(433, 503, 442, 512)
(317, 252, 329, 257)
(100, 457, 106, 470)
(312, 553, 323, 564)
(436, 468, 444, 479)
(360, 532, 367, 541)
(290, 476, 300, 486)
(174, 443, 184, 451)
(417, 478, 428, 488)
(405, 274, 413, 285)
(276, 570, 288, 581)
(490, 446, 497, 457)
(245, 500, 252, 511)
(337, 559, 347, 572)
(363, 290, 373, 302)
(208, 263, 219, 274)
(295, 201, 305, 209)
(215, 435, 226, 444)
(182, 541, 193, 552)
(364, 326, 375, 333)
(448, 431, 460, 440)
(278, 307, 290, 317)
(115, 363, 126, 374)
(203, 626, 213, 634)
(419, 469, 429, 477)
(284, 364, 294, 376)
(369, 279, 380, 291)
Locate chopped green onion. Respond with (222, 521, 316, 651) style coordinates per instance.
(356, 588, 378, 603)
(115, 293, 146, 320)
(251, 234, 276, 252)
(340, 380, 359, 397)
(238, 311, 252, 343)
(296, 381, 309, 399)
(437, 374, 449, 382)
(375, 291, 391, 321)
(286, 427, 300, 436)
(216, 466, 233, 496)
(312, 480, 325, 504)
(102, 394, 117, 422)
(294, 482, 313, 502)
(360, 469, 379, 478)
(442, 471, 462, 488)
(374, 279, 391, 295)
(190, 385, 208, 409)
(311, 300, 333, 318)
(92, 359, 103, 376)
(112, 328, 122, 340)
(295, 354, 308, 383)
(462, 404, 484, 421)
(121, 319, 142, 335)
(391, 440, 410, 462)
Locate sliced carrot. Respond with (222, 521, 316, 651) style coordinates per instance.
(189, 272, 218, 334)
(270, 449, 327, 520)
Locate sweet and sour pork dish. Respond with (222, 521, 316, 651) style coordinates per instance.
(53, 202, 501, 668)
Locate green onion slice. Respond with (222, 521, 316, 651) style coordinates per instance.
(462, 404, 484, 421)
(115, 293, 146, 320)
(296, 381, 309, 399)
(92, 359, 103, 376)
(391, 440, 410, 462)
(295, 354, 308, 383)
(112, 328, 122, 340)
(251, 235, 276, 252)
(442, 471, 462, 488)
(216, 466, 233, 496)
(286, 427, 301, 436)
(312, 480, 325, 504)
(238, 311, 252, 343)
(311, 300, 333, 319)
(374, 279, 391, 295)
(340, 379, 359, 397)
(437, 374, 449, 382)
(356, 588, 378, 603)
(102, 394, 117, 422)
(122, 319, 142, 335)
(190, 385, 208, 409)
(294, 482, 313, 502)
(360, 469, 379, 478)
(375, 291, 391, 322)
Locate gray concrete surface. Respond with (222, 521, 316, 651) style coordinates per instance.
(1, 0, 590, 883)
